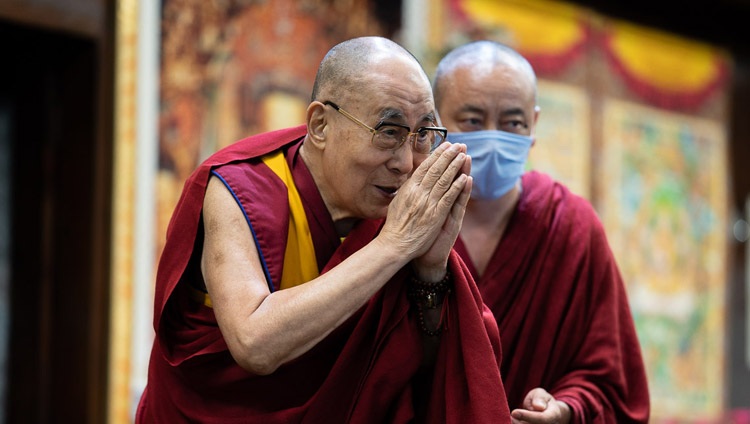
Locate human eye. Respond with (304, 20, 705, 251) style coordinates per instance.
(457, 115, 484, 132)
(372, 124, 408, 150)
(416, 128, 431, 141)
(501, 119, 529, 134)
(377, 124, 406, 140)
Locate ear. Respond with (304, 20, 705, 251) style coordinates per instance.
(530, 105, 541, 147)
(306, 101, 328, 151)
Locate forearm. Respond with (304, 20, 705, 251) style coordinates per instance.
(222, 237, 409, 374)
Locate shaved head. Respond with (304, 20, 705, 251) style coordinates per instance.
(433, 40, 537, 107)
(302, 36, 437, 222)
(311, 36, 428, 103)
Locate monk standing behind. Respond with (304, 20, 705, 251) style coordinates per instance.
(433, 40, 650, 424)
(136, 36, 511, 423)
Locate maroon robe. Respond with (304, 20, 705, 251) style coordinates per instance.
(137, 125, 512, 423)
(455, 171, 650, 423)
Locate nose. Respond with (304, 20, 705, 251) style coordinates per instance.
(386, 141, 416, 175)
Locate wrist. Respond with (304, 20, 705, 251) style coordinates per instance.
(408, 271, 451, 308)
(556, 400, 572, 424)
(411, 261, 449, 283)
(407, 271, 452, 336)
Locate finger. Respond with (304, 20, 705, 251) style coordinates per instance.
(439, 177, 470, 240)
(460, 149, 471, 176)
(426, 151, 467, 203)
(410, 141, 453, 185)
(420, 143, 463, 190)
(532, 396, 549, 411)
(457, 175, 472, 211)
(435, 171, 468, 218)
(511, 409, 545, 424)
(443, 175, 472, 235)
(523, 388, 552, 412)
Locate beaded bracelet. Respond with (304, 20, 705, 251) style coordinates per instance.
(407, 271, 452, 336)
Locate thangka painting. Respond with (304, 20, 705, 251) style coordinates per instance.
(600, 99, 728, 422)
(158, 0, 391, 258)
(527, 80, 591, 200)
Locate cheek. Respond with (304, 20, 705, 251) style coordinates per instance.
(412, 153, 428, 170)
(335, 158, 375, 192)
(359, 162, 379, 180)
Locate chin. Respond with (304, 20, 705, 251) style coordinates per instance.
(362, 205, 389, 221)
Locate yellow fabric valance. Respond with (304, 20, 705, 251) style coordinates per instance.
(449, 0, 588, 75)
(600, 21, 729, 110)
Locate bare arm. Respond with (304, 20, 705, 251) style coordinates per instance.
(201, 142, 469, 375)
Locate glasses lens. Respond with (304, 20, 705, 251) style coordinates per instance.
(427, 129, 446, 153)
(373, 125, 409, 150)
(373, 126, 446, 153)
(413, 129, 446, 153)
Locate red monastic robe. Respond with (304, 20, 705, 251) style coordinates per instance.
(137, 125, 511, 423)
(455, 171, 650, 423)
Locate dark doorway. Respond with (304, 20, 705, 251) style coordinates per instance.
(0, 20, 112, 424)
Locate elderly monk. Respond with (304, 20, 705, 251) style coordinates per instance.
(433, 40, 650, 424)
(136, 36, 511, 423)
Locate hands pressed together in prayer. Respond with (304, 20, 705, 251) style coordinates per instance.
(377, 142, 472, 283)
(511, 388, 572, 424)
(383, 146, 575, 424)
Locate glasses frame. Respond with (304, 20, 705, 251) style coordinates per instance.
(323, 101, 447, 153)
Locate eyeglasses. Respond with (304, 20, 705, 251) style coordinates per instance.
(323, 101, 447, 154)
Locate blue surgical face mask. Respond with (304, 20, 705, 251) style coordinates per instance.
(448, 130, 533, 200)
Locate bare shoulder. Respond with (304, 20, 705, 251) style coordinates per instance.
(203, 175, 244, 229)
(201, 174, 260, 281)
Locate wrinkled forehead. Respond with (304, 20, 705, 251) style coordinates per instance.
(363, 52, 432, 93)
(348, 57, 436, 120)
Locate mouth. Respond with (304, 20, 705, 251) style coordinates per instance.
(375, 185, 399, 198)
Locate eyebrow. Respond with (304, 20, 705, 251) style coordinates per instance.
(379, 108, 437, 126)
(380, 108, 406, 122)
(459, 104, 527, 119)
(500, 107, 527, 118)
(458, 104, 485, 115)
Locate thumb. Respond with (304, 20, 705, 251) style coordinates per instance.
(523, 387, 551, 411)
(531, 396, 548, 411)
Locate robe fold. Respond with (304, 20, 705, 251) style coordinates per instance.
(137, 125, 511, 423)
(455, 171, 650, 424)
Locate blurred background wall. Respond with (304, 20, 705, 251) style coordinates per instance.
(1, 0, 749, 423)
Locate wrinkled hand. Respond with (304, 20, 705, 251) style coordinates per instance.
(411, 146, 471, 281)
(378, 142, 471, 279)
(511, 388, 571, 424)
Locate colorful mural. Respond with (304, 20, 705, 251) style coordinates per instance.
(528, 80, 591, 199)
(158, 0, 392, 259)
(601, 99, 728, 422)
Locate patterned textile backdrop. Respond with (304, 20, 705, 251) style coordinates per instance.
(527, 80, 591, 199)
(601, 99, 728, 421)
(157, 0, 391, 265)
